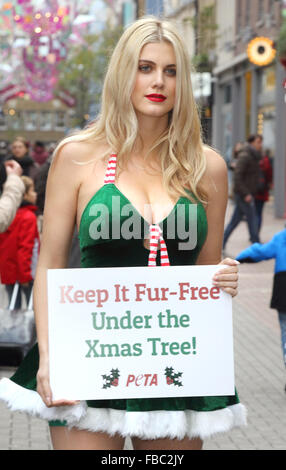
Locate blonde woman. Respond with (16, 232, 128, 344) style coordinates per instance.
(0, 17, 246, 450)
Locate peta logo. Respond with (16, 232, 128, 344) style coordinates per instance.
(126, 374, 158, 387)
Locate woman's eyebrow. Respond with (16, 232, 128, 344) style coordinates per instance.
(139, 59, 176, 67)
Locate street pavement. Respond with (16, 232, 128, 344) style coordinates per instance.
(0, 197, 285, 450)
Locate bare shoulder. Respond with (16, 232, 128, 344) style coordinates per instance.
(52, 140, 106, 166)
(201, 146, 228, 202)
(203, 146, 227, 179)
(49, 139, 109, 186)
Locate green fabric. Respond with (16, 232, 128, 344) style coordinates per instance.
(10, 182, 240, 424)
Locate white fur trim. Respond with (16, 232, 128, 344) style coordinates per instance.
(0, 377, 247, 440)
(0, 378, 87, 424)
(74, 404, 247, 440)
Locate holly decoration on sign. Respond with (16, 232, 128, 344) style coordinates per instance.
(102, 368, 120, 389)
(165, 367, 183, 387)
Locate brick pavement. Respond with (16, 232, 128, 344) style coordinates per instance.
(0, 198, 285, 450)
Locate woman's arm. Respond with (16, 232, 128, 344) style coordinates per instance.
(34, 143, 84, 407)
(196, 148, 239, 297)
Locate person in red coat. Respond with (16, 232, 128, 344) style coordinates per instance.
(0, 176, 40, 309)
(254, 149, 273, 235)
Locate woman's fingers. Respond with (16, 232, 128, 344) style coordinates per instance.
(36, 375, 53, 407)
(213, 272, 238, 281)
(213, 258, 239, 297)
(219, 257, 240, 267)
(221, 287, 238, 297)
(51, 399, 81, 407)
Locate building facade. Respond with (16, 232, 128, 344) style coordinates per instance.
(164, 1, 197, 58)
(0, 95, 74, 146)
(212, 0, 285, 218)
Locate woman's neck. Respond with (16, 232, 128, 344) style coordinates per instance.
(134, 112, 169, 159)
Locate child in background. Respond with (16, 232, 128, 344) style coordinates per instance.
(0, 176, 40, 309)
(236, 227, 286, 391)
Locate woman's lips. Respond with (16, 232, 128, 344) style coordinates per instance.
(145, 94, 167, 102)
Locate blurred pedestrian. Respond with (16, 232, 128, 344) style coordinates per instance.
(0, 160, 25, 233)
(228, 142, 244, 199)
(254, 148, 273, 235)
(31, 141, 49, 166)
(33, 155, 52, 216)
(236, 227, 286, 391)
(6, 137, 38, 179)
(0, 175, 40, 309)
(223, 134, 263, 251)
(228, 142, 244, 172)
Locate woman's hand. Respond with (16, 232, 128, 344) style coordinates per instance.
(36, 357, 80, 408)
(212, 257, 239, 297)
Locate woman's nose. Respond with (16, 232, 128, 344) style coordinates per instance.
(152, 69, 164, 88)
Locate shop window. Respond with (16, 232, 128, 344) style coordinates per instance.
(257, 105, 276, 153)
(9, 110, 23, 131)
(25, 111, 38, 131)
(55, 111, 66, 130)
(224, 85, 232, 104)
(260, 65, 276, 93)
(40, 112, 53, 131)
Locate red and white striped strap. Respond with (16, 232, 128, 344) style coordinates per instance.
(104, 154, 117, 184)
(104, 155, 170, 267)
(148, 224, 170, 267)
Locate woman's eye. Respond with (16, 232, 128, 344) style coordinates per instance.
(139, 65, 151, 72)
(165, 68, 176, 76)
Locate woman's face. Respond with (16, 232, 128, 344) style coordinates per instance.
(11, 141, 27, 159)
(131, 41, 176, 120)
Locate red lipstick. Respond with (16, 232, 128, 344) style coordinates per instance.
(145, 94, 167, 102)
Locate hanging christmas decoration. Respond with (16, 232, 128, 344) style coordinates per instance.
(247, 37, 276, 67)
(0, 0, 96, 103)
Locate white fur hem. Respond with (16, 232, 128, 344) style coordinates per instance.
(0, 378, 247, 440)
(0, 378, 87, 424)
(74, 404, 247, 440)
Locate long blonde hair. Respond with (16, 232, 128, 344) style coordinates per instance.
(53, 16, 207, 203)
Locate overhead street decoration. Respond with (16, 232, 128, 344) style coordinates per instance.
(247, 37, 276, 67)
(0, 1, 96, 102)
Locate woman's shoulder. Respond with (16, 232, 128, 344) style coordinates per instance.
(53, 139, 108, 165)
(203, 145, 227, 172)
(202, 145, 228, 185)
(49, 139, 110, 186)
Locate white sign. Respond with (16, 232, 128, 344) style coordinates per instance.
(47, 265, 234, 401)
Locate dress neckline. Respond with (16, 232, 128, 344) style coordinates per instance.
(79, 153, 188, 232)
(79, 183, 184, 234)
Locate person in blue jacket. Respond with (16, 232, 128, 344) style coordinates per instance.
(236, 227, 286, 391)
